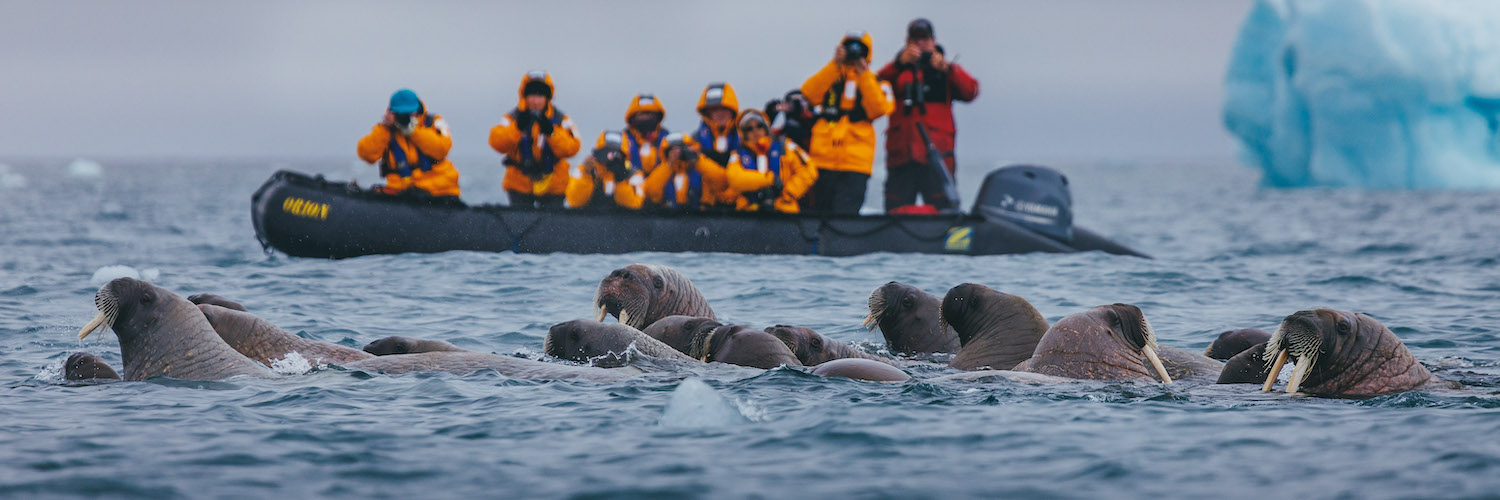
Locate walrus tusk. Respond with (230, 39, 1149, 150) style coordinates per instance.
(1142, 346, 1172, 383)
(594, 305, 607, 322)
(79, 311, 108, 339)
(1262, 349, 1288, 392)
(1285, 359, 1311, 394)
(619, 310, 631, 327)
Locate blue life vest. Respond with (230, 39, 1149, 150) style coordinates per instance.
(693, 122, 739, 167)
(624, 128, 668, 173)
(736, 138, 786, 206)
(383, 115, 437, 178)
(661, 169, 703, 211)
(505, 108, 566, 177)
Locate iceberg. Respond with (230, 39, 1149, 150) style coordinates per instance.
(1223, 0, 1500, 188)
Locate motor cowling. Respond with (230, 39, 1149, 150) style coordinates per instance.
(972, 165, 1073, 242)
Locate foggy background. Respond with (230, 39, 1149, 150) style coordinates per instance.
(1, 0, 1251, 167)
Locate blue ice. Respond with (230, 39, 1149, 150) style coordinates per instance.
(1223, 0, 1500, 189)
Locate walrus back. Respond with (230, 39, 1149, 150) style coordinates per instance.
(199, 304, 374, 366)
(345, 352, 634, 382)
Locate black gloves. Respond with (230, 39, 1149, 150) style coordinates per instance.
(513, 112, 534, 134)
(593, 147, 629, 179)
(534, 112, 554, 135)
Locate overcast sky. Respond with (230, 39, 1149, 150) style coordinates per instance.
(1, 0, 1252, 163)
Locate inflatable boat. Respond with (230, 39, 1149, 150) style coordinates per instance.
(250, 166, 1148, 259)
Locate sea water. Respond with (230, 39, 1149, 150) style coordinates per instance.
(1, 158, 1498, 499)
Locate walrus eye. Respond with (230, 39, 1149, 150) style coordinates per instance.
(140, 292, 154, 304)
(1336, 320, 1350, 334)
(810, 337, 822, 349)
(901, 296, 914, 308)
(652, 276, 664, 289)
(1106, 309, 1120, 326)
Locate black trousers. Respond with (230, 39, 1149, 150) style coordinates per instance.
(811, 170, 870, 215)
(883, 161, 955, 212)
(508, 192, 565, 209)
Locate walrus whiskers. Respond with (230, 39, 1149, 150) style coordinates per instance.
(862, 290, 887, 331)
(79, 286, 118, 339)
(1260, 320, 1321, 393)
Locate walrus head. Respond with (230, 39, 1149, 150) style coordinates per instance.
(545, 319, 640, 367)
(79, 277, 267, 381)
(64, 352, 120, 381)
(364, 336, 419, 356)
(1027, 304, 1173, 383)
(688, 324, 802, 369)
(766, 325, 832, 365)
(640, 315, 722, 355)
(862, 281, 958, 354)
(1261, 309, 1434, 396)
(939, 283, 1049, 371)
(592, 264, 715, 330)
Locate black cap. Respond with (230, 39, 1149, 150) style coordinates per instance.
(907, 18, 934, 40)
(523, 80, 552, 100)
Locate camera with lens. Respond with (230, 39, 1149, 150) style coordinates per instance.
(393, 113, 414, 127)
(919, 50, 934, 67)
(841, 37, 868, 64)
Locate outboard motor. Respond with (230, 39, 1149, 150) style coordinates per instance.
(972, 165, 1073, 242)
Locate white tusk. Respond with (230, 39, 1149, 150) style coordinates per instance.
(79, 311, 108, 339)
(594, 305, 607, 322)
(1142, 346, 1172, 384)
(619, 310, 631, 327)
(1262, 349, 1288, 392)
(1286, 359, 1311, 394)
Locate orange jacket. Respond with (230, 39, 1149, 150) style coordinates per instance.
(596, 129, 668, 176)
(489, 72, 581, 196)
(726, 136, 818, 214)
(356, 112, 461, 197)
(565, 152, 646, 210)
(644, 137, 728, 210)
(801, 32, 894, 175)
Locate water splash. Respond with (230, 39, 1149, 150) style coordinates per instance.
(659, 378, 752, 428)
(269, 352, 319, 375)
(33, 358, 64, 383)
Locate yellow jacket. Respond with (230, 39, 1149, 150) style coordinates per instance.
(800, 32, 894, 175)
(489, 72, 581, 196)
(356, 112, 461, 197)
(565, 149, 646, 210)
(644, 137, 728, 210)
(726, 136, 818, 214)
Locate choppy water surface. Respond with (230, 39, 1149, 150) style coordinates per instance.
(2, 158, 1499, 499)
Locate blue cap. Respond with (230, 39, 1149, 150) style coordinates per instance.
(388, 89, 421, 114)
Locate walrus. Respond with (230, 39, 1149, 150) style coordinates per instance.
(363, 336, 467, 356)
(641, 315, 723, 355)
(1203, 328, 1272, 360)
(1260, 309, 1441, 397)
(195, 304, 374, 366)
(1217, 342, 1271, 384)
(1012, 304, 1174, 383)
(765, 325, 900, 367)
(809, 358, 910, 382)
(939, 283, 1049, 371)
(684, 324, 802, 369)
(544, 319, 698, 367)
(862, 281, 959, 354)
(79, 278, 274, 381)
(592, 264, 715, 329)
(344, 351, 634, 381)
(64, 352, 120, 381)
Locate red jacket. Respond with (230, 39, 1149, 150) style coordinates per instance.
(877, 60, 979, 172)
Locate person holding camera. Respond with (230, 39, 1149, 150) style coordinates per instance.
(489, 71, 581, 209)
(357, 88, 461, 198)
(644, 133, 728, 211)
(876, 18, 980, 213)
(692, 82, 741, 168)
(603, 93, 671, 177)
(764, 89, 816, 152)
(725, 110, 818, 213)
(801, 31, 895, 214)
(564, 131, 645, 210)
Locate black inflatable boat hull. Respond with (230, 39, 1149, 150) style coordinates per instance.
(250, 171, 1147, 259)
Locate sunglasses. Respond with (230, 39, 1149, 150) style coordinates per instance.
(739, 122, 768, 133)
